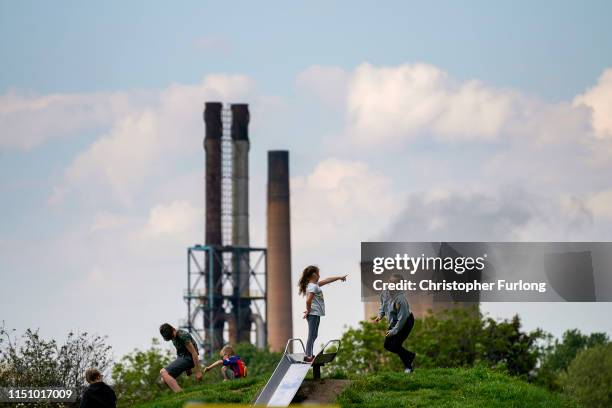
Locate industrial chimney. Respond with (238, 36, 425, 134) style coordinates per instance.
(231, 104, 252, 343)
(203, 102, 225, 351)
(266, 150, 293, 351)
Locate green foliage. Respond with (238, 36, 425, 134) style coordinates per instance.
(337, 367, 578, 408)
(330, 319, 402, 375)
(538, 329, 609, 389)
(111, 340, 276, 406)
(411, 306, 483, 368)
(112, 338, 186, 407)
(560, 343, 612, 408)
(479, 315, 544, 377)
(0, 324, 112, 407)
(331, 307, 545, 379)
(232, 343, 281, 377)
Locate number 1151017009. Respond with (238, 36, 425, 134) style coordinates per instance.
(0, 387, 76, 402)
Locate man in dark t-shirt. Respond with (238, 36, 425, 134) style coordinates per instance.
(80, 368, 116, 408)
(159, 323, 202, 392)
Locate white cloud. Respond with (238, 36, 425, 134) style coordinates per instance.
(297, 63, 600, 151)
(586, 190, 612, 220)
(574, 69, 612, 138)
(383, 187, 605, 243)
(345, 63, 514, 146)
(140, 200, 201, 239)
(0, 89, 141, 150)
(49, 74, 257, 204)
(291, 158, 401, 251)
(56, 111, 161, 204)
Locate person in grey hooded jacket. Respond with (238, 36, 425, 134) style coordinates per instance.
(378, 273, 416, 373)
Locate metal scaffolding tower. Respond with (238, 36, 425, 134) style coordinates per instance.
(182, 245, 267, 358)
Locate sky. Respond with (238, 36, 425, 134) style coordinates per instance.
(2, 1, 612, 360)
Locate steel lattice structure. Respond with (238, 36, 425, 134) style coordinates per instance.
(181, 244, 267, 358)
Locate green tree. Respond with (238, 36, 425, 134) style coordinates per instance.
(543, 329, 608, 372)
(479, 315, 544, 377)
(111, 338, 177, 407)
(330, 307, 545, 378)
(0, 324, 112, 407)
(411, 306, 483, 368)
(537, 329, 609, 389)
(560, 343, 612, 408)
(331, 319, 402, 375)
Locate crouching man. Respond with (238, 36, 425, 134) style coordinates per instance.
(159, 323, 202, 392)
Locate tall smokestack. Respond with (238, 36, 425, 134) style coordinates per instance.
(231, 104, 252, 343)
(267, 150, 293, 351)
(203, 102, 224, 351)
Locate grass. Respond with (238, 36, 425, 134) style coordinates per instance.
(338, 367, 579, 408)
(131, 367, 578, 408)
(131, 376, 265, 408)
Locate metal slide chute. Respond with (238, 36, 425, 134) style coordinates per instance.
(253, 338, 341, 407)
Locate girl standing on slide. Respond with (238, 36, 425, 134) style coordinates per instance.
(298, 265, 347, 362)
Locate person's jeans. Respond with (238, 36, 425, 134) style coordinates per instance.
(305, 314, 320, 357)
(383, 313, 415, 369)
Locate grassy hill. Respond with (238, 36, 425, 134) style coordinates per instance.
(131, 367, 578, 408)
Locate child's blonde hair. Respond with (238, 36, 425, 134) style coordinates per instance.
(220, 345, 234, 356)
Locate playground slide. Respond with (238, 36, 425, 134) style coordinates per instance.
(253, 339, 340, 407)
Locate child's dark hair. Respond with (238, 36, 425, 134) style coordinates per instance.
(298, 265, 319, 296)
(159, 323, 174, 341)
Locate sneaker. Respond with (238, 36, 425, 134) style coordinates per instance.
(404, 368, 413, 374)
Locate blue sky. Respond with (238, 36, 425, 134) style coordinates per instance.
(2, 1, 611, 97)
(2, 1, 612, 359)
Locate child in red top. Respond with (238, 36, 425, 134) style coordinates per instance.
(203, 345, 247, 380)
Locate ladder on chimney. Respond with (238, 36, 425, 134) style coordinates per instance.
(221, 106, 233, 247)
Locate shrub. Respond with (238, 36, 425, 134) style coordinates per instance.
(232, 343, 281, 377)
(330, 306, 545, 378)
(0, 324, 112, 407)
(112, 338, 178, 407)
(560, 343, 612, 408)
(538, 329, 609, 389)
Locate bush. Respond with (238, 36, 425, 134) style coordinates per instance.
(479, 315, 544, 377)
(331, 319, 401, 375)
(560, 343, 612, 408)
(412, 306, 483, 368)
(330, 306, 545, 378)
(538, 329, 609, 389)
(112, 338, 186, 407)
(0, 324, 112, 407)
(233, 343, 281, 377)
